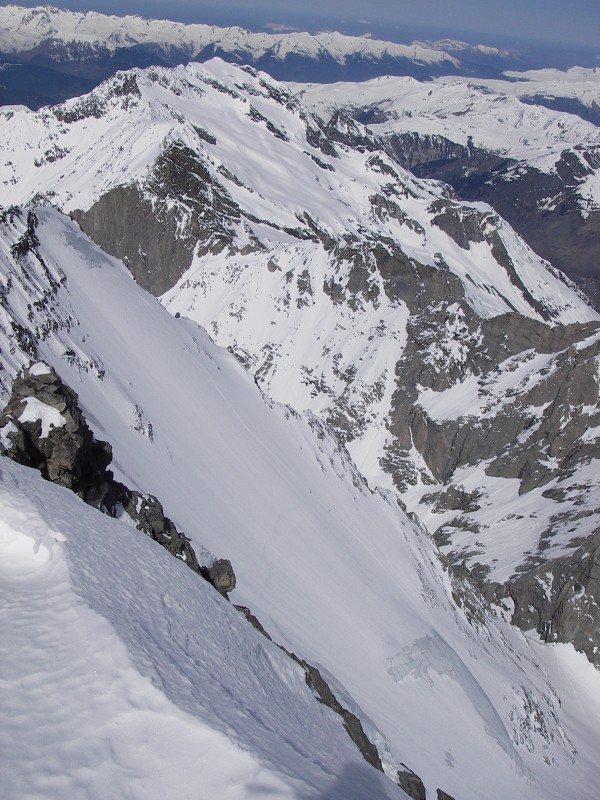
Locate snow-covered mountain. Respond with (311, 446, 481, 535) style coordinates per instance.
(0, 59, 591, 318)
(295, 73, 600, 170)
(1, 59, 599, 669)
(498, 67, 600, 126)
(4, 205, 600, 799)
(0, 4, 455, 68)
(295, 72, 600, 307)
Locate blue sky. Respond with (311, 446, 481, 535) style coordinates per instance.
(8, 1, 600, 48)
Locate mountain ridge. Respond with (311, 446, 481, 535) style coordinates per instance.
(1, 60, 599, 674)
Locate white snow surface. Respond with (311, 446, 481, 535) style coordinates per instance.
(0, 4, 457, 67)
(0, 457, 400, 800)
(1, 208, 600, 798)
(501, 67, 600, 112)
(18, 395, 65, 436)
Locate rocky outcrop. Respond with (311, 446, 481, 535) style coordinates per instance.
(206, 558, 236, 595)
(485, 529, 600, 665)
(299, 657, 383, 772)
(0, 362, 114, 505)
(0, 363, 234, 592)
(72, 140, 242, 295)
(380, 294, 600, 664)
(397, 766, 426, 800)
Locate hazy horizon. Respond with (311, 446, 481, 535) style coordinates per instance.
(5, 0, 600, 53)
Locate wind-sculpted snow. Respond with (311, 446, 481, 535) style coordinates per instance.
(0, 457, 400, 800)
(2, 207, 600, 798)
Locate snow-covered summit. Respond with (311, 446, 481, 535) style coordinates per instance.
(1, 58, 593, 326)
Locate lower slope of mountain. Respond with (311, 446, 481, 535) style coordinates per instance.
(295, 72, 600, 308)
(2, 205, 600, 799)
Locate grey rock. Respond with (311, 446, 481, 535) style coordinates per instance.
(397, 765, 426, 800)
(118, 490, 200, 571)
(437, 790, 457, 800)
(233, 606, 273, 640)
(293, 654, 383, 772)
(72, 140, 241, 296)
(0, 363, 114, 504)
(483, 529, 600, 665)
(386, 131, 600, 311)
(0, 365, 231, 593)
(208, 558, 236, 595)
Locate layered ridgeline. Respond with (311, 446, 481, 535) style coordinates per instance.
(4, 206, 600, 799)
(2, 58, 599, 667)
(0, 2, 462, 108)
(296, 70, 600, 306)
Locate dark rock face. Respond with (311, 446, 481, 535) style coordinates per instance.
(0, 363, 114, 505)
(384, 131, 473, 173)
(117, 489, 200, 571)
(0, 363, 233, 592)
(397, 766, 426, 800)
(437, 790, 457, 800)
(484, 529, 600, 665)
(72, 140, 242, 295)
(377, 273, 600, 665)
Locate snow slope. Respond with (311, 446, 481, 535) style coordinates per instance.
(2, 206, 600, 798)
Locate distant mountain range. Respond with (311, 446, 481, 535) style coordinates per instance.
(0, 3, 565, 109)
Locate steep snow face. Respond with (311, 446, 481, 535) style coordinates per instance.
(0, 457, 401, 800)
(295, 73, 600, 180)
(0, 4, 458, 68)
(2, 207, 600, 799)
